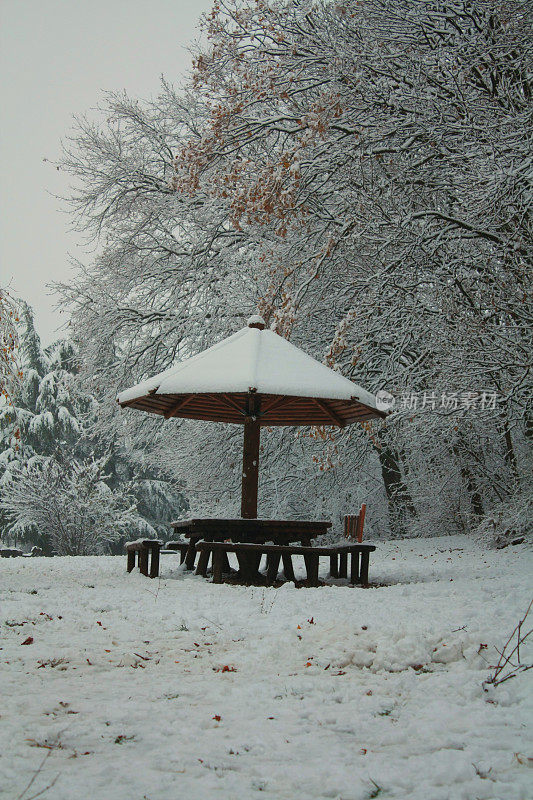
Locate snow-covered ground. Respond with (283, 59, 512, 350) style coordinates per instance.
(1, 536, 531, 800)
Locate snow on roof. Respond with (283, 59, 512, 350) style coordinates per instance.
(117, 318, 378, 409)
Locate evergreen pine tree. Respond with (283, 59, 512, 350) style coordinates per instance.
(0, 302, 186, 552)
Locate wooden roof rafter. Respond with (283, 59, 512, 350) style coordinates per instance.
(312, 398, 346, 428)
(164, 394, 196, 419)
(259, 395, 299, 419)
(214, 393, 247, 417)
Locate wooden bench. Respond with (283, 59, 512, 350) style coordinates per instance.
(0, 548, 24, 558)
(125, 539, 163, 578)
(166, 538, 233, 574)
(194, 540, 376, 586)
(126, 538, 229, 577)
(164, 540, 190, 564)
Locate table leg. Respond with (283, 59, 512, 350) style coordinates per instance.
(266, 552, 281, 584)
(350, 551, 360, 584)
(235, 551, 254, 581)
(360, 551, 370, 584)
(149, 545, 161, 579)
(196, 549, 210, 577)
(304, 554, 320, 587)
(282, 554, 295, 582)
(138, 547, 149, 577)
(329, 554, 338, 578)
(127, 550, 135, 573)
(250, 552, 262, 573)
(222, 552, 231, 574)
(185, 537, 198, 570)
(339, 552, 348, 579)
(212, 550, 223, 584)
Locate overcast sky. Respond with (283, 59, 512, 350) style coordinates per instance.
(0, 0, 212, 345)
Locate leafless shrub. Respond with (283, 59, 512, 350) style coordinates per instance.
(16, 750, 60, 800)
(483, 600, 533, 689)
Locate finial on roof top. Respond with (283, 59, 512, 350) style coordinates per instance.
(247, 315, 266, 330)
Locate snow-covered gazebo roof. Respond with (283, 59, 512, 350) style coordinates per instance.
(117, 316, 383, 427)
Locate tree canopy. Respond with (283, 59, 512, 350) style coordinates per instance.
(56, 0, 532, 542)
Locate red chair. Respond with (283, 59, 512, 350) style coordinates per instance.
(344, 503, 366, 543)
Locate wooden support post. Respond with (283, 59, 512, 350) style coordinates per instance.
(185, 537, 198, 570)
(236, 551, 255, 581)
(350, 551, 360, 584)
(138, 546, 149, 577)
(282, 553, 296, 582)
(196, 549, 210, 577)
(329, 554, 338, 578)
(235, 551, 246, 576)
(250, 552, 262, 573)
(222, 553, 231, 574)
(241, 394, 261, 519)
(266, 552, 281, 584)
(127, 550, 135, 573)
(212, 549, 223, 584)
(305, 554, 320, 587)
(244, 552, 258, 580)
(360, 550, 370, 584)
(339, 552, 348, 579)
(149, 543, 161, 579)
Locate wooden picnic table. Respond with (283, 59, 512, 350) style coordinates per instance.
(169, 518, 332, 573)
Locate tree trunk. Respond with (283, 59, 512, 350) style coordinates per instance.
(375, 434, 415, 535)
(501, 415, 520, 484)
(461, 465, 484, 520)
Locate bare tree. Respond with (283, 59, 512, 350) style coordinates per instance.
(56, 0, 532, 536)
